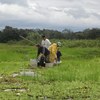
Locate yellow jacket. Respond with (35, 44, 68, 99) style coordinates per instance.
(48, 43, 58, 62)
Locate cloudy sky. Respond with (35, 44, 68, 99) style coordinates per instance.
(0, 0, 100, 31)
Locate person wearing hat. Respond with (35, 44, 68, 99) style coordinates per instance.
(48, 42, 61, 63)
(41, 35, 51, 49)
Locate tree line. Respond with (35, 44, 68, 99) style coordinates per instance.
(0, 26, 100, 43)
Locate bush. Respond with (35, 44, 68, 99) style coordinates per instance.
(53, 40, 100, 48)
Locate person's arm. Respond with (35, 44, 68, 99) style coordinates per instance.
(46, 39, 51, 48)
(47, 39, 51, 45)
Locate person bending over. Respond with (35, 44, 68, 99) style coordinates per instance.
(36, 44, 50, 67)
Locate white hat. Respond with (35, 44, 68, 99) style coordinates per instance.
(57, 42, 61, 47)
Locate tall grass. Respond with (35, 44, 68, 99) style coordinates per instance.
(0, 40, 100, 99)
(0, 42, 100, 81)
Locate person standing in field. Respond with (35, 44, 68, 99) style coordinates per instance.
(57, 47, 62, 63)
(48, 42, 61, 63)
(41, 35, 51, 49)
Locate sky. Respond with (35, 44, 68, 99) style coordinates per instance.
(0, 0, 100, 31)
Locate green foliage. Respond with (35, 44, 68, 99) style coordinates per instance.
(0, 43, 100, 99)
(17, 40, 34, 45)
(61, 40, 100, 48)
(0, 26, 28, 43)
(0, 26, 100, 43)
(26, 32, 41, 44)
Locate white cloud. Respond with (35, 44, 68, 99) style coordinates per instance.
(0, 0, 27, 6)
(0, 0, 100, 31)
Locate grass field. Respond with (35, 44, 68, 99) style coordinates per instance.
(0, 42, 100, 100)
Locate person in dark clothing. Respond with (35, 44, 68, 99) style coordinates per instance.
(57, 48, 62, 62)
(36, 44, 50, 67)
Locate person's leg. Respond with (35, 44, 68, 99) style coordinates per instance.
(57, 57, 60, 62)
